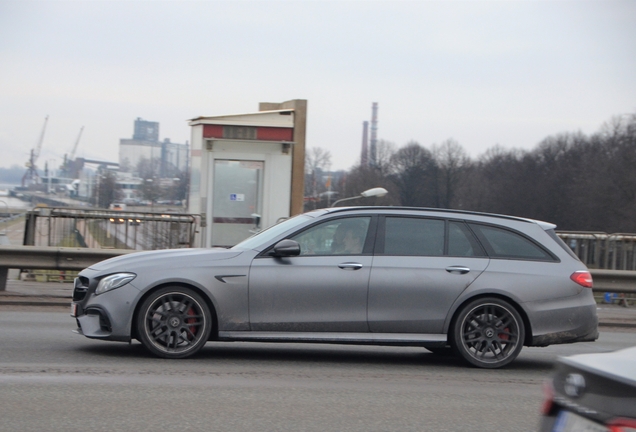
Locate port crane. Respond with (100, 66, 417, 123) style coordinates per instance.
(22, 115, 48, 187)
(61, 126, 84, 178)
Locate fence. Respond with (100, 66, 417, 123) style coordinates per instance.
(557, 231, 636, 271)
(23, 207, 198, 251)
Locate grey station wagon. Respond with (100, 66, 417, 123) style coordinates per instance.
(71, 207, 598, 368)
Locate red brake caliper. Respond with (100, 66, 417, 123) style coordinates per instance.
(186, 307, 197, 339)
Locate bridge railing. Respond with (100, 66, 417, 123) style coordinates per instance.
(557, 231, 636, 271)
(23, 207, 198, 251)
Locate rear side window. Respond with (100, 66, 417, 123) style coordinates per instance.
(469, 223, 555, 261)
(384, 217, 444, 256)
(448, 221, 486, 257)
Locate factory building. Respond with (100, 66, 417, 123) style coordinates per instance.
(119, 118, 189, 178)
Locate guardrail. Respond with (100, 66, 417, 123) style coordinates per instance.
(557, 231, 636, 271)
(0, 246, 133, 291)
(23, 207, 197, 250)
(589, 269, 636, 294)
(0, 246, 636, 304)
(1, 246, 636, 296)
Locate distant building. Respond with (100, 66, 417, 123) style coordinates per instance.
(119, 118, 189, 178)
(116, 172, 143, 202)
(133, 118, 159, 142)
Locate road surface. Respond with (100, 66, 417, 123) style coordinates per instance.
(0, 308, 633, 432)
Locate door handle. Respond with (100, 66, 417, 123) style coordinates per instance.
(338, 262, 363, 271)
(445, 266, 470, 274)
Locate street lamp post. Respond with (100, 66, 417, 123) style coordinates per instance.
(330, 187, 388, 207)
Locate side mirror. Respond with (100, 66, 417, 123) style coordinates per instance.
(271, 239, 301, 257)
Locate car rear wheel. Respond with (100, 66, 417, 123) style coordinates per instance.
(452, 297, 524, 369)
(136, 287, 212, 359)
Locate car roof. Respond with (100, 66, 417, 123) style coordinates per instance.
(313, 206, 556, 230)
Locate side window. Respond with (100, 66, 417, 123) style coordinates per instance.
(448, 221, 486, 257)
(291, 217, 371, 256)
(468, 223, 554, 261)
(384, 217, 444, 256)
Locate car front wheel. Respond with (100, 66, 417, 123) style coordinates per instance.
(452, 297, 524, 369)
(136, 287, 212, 359)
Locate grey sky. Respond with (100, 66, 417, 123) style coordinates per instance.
(1, 0, 634, 172)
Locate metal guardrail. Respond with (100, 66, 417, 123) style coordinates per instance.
(557, 231, 636, 271)
(0, 246, 132, 291)
(1, 246, 635, 298)
(590, 269, 636, 294)
(23, 207, 197, 250)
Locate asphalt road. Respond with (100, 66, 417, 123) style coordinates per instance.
(0, 308, 634, 432)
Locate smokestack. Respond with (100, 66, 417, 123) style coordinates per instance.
(361, 121, 369, 167)
(370, 102, 378, 167)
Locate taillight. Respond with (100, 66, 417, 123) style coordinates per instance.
(608, 418, 636, 432)
(571, 271, 593, 288)
(541, 380, 555, 415)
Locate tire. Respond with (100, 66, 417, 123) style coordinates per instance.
(136, 286, 212, 359)
(451, 297, 525, 369)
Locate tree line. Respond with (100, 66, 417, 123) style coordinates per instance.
(305, 113, 636, 233)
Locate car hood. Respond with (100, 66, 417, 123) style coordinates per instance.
(86, 248, 244, 273)
(559, 346, 636, 387)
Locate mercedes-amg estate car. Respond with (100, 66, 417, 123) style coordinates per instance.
(71, 207, 598, 368)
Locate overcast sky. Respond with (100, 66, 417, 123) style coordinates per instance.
(1, 0, 635, 173)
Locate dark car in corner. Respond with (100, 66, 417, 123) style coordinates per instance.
(71, 207, 598, 368)
(540, 347, 636, 431)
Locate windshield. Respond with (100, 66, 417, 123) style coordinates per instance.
(232, 214, 314, 251)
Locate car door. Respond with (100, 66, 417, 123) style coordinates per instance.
(368, 216, 489, 334)
(248, 216, 374, 332)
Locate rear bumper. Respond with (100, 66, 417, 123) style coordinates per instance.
(526, 291, 599, 347)
(531, 323, 598, 347)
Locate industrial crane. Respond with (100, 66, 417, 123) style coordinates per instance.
(69, 126, 83, 161)
(61, 126, 84, 179)
(22, 115, 48, 187)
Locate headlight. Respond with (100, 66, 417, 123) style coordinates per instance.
(95, 273, 136, 295)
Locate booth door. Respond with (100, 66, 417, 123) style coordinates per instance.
(211, 159, 263, 247)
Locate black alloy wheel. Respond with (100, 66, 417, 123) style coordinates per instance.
(137, 287, 212, 359)
(452, 297, 525, 369)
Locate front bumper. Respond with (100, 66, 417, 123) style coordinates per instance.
(71, 274, 141, 342)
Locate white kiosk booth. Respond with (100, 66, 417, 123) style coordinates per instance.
(188, 100, 306, 248)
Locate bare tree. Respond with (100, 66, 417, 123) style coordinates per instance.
(96, 170, 118, 208)
(374, 139, 397, 176)
(432, 139, 470, 208)
(304, 147, 333, 209)
(136, 157, 161, 180)
(341, 164, 399, 207)
(389, 141, 437, 207)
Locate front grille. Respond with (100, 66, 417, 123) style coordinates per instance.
(72, 276, 90, 301)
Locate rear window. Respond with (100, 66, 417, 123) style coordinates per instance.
(469, 223, 556, 261)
